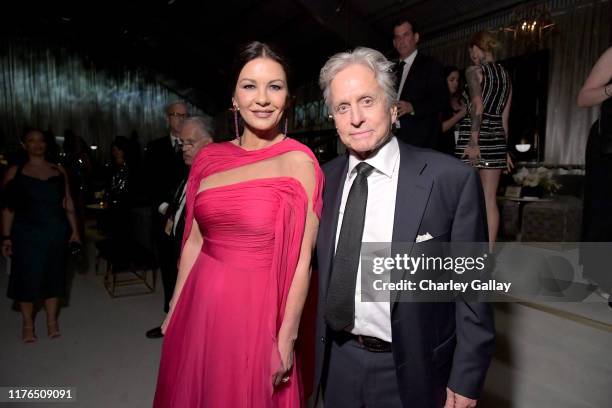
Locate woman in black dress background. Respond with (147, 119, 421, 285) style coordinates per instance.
(1, 128, 80, 342)
(440, 66, 467, 155)
(578, 46, 612, 305)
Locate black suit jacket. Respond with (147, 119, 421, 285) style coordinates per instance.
(143, 136, 187, 222)
(314, 140, 494, 407)
(396, 52, 447, 150)
(166, 178, 187, 254)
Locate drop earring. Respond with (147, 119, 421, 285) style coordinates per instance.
(283, 117, 288, 137)
(233, 105, 240, 140)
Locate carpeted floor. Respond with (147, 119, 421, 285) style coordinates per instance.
(0, 241, 165, 408)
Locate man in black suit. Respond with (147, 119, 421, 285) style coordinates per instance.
(144, 102, 189, 338)
(315, 47, 494, 407)
(145, 115, 214, 338)
(393, 19, 448, 150)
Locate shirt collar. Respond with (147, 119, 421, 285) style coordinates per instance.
(347, 136, 400, 179)
(403, 49, 418, 66)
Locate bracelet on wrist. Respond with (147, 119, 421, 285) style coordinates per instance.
(605, 85, 612, 97)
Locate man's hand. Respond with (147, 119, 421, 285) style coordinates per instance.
(444, 388, 477, 408)
(397, 100, 414, 117)
(1, 238, 12, 257)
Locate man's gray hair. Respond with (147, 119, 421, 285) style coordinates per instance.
(183, 116, 215, 140)
(319, 47, 397, 111)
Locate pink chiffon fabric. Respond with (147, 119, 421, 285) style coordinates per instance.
(153, 138, 324, 407)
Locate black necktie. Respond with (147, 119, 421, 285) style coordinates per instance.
(396, 60, 406, 91)
(325, 162, 375, 332)
(166, 178, 187, 222)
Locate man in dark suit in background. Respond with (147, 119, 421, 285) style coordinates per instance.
(144, 101, 189, 338)
(145, 115, 214, 338)
(393, 19, 448, 150)
(315, 47, 494, 407)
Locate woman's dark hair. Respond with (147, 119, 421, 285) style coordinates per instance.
(111, 136, 130, 163)
(443, 65, 463, 98)
(232, 41, 291, 93)
(444, 65, 460, 79)
(20, 127, 45, 143)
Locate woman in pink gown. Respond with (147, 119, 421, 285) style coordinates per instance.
(153, 42, 324, 407)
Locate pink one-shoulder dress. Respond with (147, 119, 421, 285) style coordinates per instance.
(153, 138, 324, 407)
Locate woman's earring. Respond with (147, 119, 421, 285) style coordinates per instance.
(284, 117, 288, 136)
(233, 105, 240, 139)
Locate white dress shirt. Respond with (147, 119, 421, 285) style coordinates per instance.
(170, 133, 182, 150)
(397, 49, 418, 99)
(334, 137, 401, 342)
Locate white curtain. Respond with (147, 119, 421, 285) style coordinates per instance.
(0, 39, 201, 159)
(544, 1, 610, 164)
(421, 0, 610, 165)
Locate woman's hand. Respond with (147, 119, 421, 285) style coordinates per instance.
(462, 144, 481, 166)
(1, 239, 12, 257)
(272, 334, 295, 387)
(68, 231, 81, 244)
(459, 101, 467, 118)
(505, 152, 515, 174)
(161, 306, 175, 335)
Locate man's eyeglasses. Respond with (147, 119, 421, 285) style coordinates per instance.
(168, 112, 188, 119)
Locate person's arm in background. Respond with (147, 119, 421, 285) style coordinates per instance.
(442, 102, 467, 133)
(578, 47, 612, 108)
(1, 166, 17, 257)
(462, 66, 484, 165)
(502, 86, 514, 173)
(58, 165, 81, 243)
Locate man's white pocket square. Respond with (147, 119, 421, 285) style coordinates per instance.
(416, 233, 433, 243)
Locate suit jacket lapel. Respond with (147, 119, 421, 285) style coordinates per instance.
(318, 155, 349, 301)
(391, 142, 432, 310)
(405, 52, 421, 85)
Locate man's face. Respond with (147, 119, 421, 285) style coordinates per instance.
(393, 22, 419, 60)
(167, 103, 188, 135)
(329, 64, 397, 159)
(179, 122, 212, 166)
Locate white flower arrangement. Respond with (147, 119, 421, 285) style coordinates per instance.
(512, 166, 561, 194)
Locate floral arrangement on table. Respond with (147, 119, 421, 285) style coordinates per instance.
(512, 166, 561, 197)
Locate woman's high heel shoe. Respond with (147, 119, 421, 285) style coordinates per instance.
(47, 321, 61, 339)
(22, 326, 37, 343)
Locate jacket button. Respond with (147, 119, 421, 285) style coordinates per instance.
(320, 337, 326, 343)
